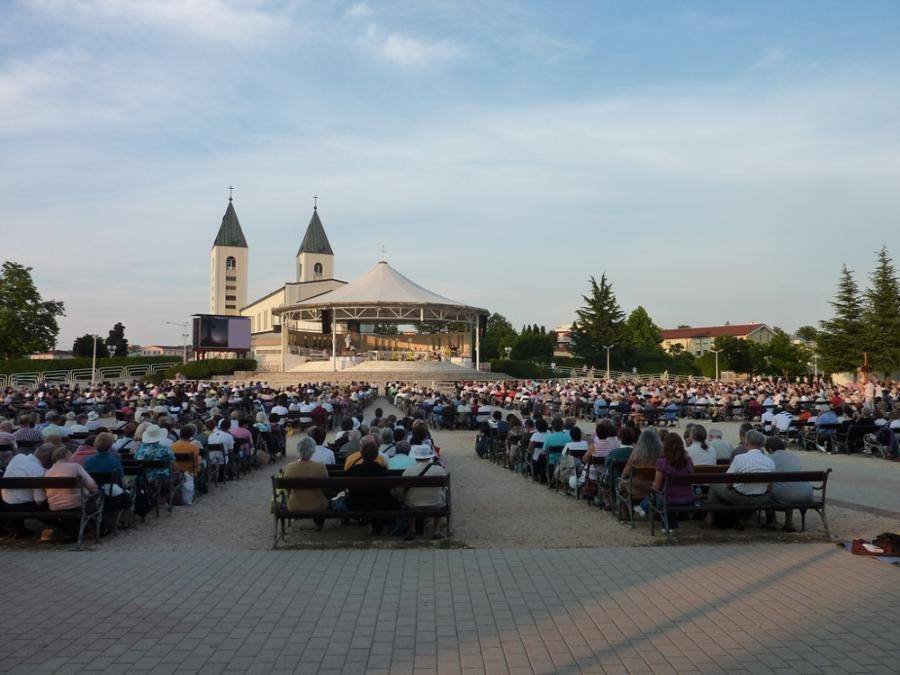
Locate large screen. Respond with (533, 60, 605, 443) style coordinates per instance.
(193, 315, 251, 351)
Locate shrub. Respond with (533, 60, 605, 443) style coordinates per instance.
(161, 358, 257, 381)
(489, 360, 557, 380)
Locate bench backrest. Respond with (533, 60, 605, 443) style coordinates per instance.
(0, 476, 82, 489)
(273, 474, 449, 490)
(666, 469, 830, 485)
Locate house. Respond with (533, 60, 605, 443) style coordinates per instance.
(660, 323, 775, 357)
(553, 323, 573, 356)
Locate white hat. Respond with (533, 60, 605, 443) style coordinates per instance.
(141, 424, 167, 444)
(87, 411, 100, 421)
(411, 444, 435, 460)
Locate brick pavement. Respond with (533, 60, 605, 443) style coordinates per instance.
(2, 543, 897, 674)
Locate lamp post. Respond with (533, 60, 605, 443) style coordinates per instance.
(811, 354, 819, 380)
(91, 334, 98, 386)
(603, 344, 614, 380)
(504, 346, 512, 360)
(166, 321, 190, 364)
(709, 348, 722, 381)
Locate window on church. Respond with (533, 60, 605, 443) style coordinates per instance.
(314, 262, 323, 279)
(226, 256, 236, 271)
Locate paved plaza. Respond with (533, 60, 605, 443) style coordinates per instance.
(3, 398, 898, 673)
(2, 544, 898, 674)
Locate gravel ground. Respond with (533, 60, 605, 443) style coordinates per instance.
(2, 398, 893, 551)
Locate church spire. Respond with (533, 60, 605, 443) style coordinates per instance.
(297, 206, 333, 256)
(212, 199, 248, 248)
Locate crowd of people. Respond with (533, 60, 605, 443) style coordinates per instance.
(389, 375, 900, 458)
(0, 379, 378, 542)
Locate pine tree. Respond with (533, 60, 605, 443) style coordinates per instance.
(570, 274, 626, 367)
(624, 306, 662, 348)
(863, 246, 900, 377)
(818, 265, 866, 374)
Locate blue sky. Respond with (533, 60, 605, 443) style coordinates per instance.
(2, 0, 899, 347)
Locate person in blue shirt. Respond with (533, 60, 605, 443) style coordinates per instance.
(541, 417, 572, 484)
(387, 441, 415, 470)
(593, 397, 608, 418)
(83, 432, 124, 475)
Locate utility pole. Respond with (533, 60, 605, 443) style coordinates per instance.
(91, 334, 98, 386)
(166, 321, 190, 364)
(709, 348, 722, 381)
(603, 344, 614, 380)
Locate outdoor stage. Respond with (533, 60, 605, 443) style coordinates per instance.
(224, 359, 507, 385)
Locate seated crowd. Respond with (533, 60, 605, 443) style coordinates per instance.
(279, 408, 449, 540)
(0, 379, 377, 543)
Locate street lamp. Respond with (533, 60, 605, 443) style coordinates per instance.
(166, 321, 190, 364)
(709, 348, 722, 381)
(91, 334, 99, 386)
(504, 346, 512, 360)
(603, 344, 614, 380)
(810, 354, 819, 380)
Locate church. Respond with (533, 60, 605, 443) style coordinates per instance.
(208, 196, 489, 374)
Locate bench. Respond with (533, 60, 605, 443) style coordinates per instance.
(0, 475, 103, 549)
(271, 474, 452, 548)
(649, 469, 832, 543)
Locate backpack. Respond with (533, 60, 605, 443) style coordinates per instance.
(133, 474, 157, 518)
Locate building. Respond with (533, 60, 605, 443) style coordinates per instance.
(553, 323, 573, 356)
(207, 196, 488, 373)
(133, 345, 192, 358)
(660, 323, 775, 356)
(29, 350, 74, 360)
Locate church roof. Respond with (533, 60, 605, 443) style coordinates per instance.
(297, 208, 333, 256)
(212, 200, 248, 248)
(296, 260, 485, 311)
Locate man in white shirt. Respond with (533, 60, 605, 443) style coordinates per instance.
(707, 429, 734, 461)
(308, 426, 336, 465)
(773, 409, 794, 434)
(710, 430, 775, 506)
(207, 421, 235, 466)
(1, 444, 52, 536)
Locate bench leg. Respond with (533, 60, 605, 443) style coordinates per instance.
(818, 507, 830, 538)
(77, 517, 88, 551)
(273, 516, 279, 549)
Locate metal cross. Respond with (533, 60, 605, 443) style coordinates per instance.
(313, 194, 318, 209)
(379, 244, 387, 260)
(227, 185, 235, 201)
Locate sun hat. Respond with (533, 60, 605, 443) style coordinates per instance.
(410, 444, 435, 460)
(141, 424, 167, 444)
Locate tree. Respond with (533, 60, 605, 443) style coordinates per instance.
(105, 322, 129, 357)
(510, 330, 555, 360)
(818, 265, 866, 374)
(624, 306, 662, 348)
(373, 323, 399, 334)
(762, 330, 811, 379)
(569, 274, 627, 367)
(863, 246, 900, 377)
(72, 334, 109, 358)
(481, 313, 518, 361)
(0, 261, 66, 359)
(795, 325, 818, 343)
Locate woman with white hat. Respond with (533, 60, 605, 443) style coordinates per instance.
(401, 444, 447, 540)
(135, 424, 175, 484)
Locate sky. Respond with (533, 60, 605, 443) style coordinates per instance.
(1, 0, 899, 348)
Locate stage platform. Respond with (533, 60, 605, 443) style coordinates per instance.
(220, 360, 507, 385)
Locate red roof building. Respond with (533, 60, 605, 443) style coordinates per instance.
(660, 323, 774, 356)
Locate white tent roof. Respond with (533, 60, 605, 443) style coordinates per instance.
(296, 261, 485, 311)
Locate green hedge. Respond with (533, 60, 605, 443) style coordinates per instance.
(0, 355, 176, 375)
(490, 360, 557, 380)
(161, 358, 257, 381)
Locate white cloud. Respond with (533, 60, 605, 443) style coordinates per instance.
(26, 0, 285, 44)
(752, 46, 788, 70)
(378, 31, 464, 67)
(343, 1, 372, 20)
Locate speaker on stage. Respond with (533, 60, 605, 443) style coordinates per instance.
(321, 310, 332, 335)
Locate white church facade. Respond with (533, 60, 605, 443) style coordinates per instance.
(209, 198, 346, 370)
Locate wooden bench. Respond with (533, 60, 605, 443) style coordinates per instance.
(0, 475, 103, 549)
(271, 474, 452, 548)
(649, 470, 832, 543)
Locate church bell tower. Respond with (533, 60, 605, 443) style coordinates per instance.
(296, 202, 334, 282)
(210, 193, 248, 315)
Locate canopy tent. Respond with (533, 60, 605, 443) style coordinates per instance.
(273, 261, 489, 371)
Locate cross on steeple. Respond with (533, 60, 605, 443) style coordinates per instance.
(227, 185, 235, 202)
(379, 243, 387, 261)
(312, 194, 318, 210)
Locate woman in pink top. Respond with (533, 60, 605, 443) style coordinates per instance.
(591, 422, 620, 458)
(44, 446, 98, 511)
